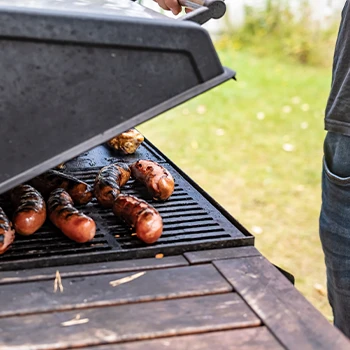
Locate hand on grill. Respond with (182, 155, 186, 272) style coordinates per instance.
(154, 0, 191, 15)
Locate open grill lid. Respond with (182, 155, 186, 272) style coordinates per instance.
(0, 0, 235, 195)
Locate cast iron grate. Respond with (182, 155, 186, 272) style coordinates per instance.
(0, 143, 252, 271)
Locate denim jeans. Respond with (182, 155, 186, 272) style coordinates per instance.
(320, 131, 350, 337)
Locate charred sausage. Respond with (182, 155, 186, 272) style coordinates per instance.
(11, 185, 46, 235)
(130, 160, 174, 201)
(48, 188, 96, 243)
(0, 207, 15, 254)
(30, 170, 93, 205)
(94, 163, 131, 208)
(107, 129, 144, 155)
(112, 194, 163, 244)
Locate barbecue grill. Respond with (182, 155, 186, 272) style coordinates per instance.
(6, 2, 344, 350)
(0, 0, 255, 271)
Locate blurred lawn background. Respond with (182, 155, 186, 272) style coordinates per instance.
(139, 1, 340, 319)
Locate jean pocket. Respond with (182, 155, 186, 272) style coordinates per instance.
(321, 156, 350, 265)
(323, 157, 350, 186)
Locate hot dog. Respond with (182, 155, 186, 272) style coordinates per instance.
(107, 129, 144, 155)
(48, 188, 96, 243)
(11, 185, 46, 235)
(112, 194, 163, 244)
(29, 170, 93, 205)
(130, 160, 174, 201)
(94, 163, 131, 208)
(0, 207, 15, 254)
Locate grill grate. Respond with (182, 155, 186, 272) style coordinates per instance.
(0, 142, 252, 270)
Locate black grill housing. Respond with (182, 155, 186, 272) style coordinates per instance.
(0, 140, 252, 271)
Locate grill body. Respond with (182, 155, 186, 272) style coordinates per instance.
(0, 140, 252, 271)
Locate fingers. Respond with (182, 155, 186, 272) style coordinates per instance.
(165, 0, 182, 15)
(154, 0, 182, 15)
(154, 0, 169, 11)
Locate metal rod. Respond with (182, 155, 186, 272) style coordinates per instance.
(178, 0, 206, 9)
(179, 0, 226, 24)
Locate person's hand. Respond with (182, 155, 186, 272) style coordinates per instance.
(153, 0, 182, 15)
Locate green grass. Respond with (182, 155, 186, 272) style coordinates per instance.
(138, 46, 333, 320)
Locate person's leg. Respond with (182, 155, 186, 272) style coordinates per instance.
(320, 131, 350, 337)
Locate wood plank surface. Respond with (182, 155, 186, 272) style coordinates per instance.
(214, 256, 350, 350)
(184, 246, 260, 264)
(0, 294, 261, 350)
(86, 327, 283, 350)
(0, 264, 232, 317)
(0, 256, 188, 285)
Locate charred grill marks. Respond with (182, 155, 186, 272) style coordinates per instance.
(0, 206, 15, 254)
(12, 185, 45, 214)
(0, 207, 10, 232)
(48, 188, 72, 210)
(0, 223, 8, 231)
(94, 163, 131, 208)
(10, 185, 47, 236)
(48, 189, 80, 218)
(48, 188, 96, 243)
(97, 168, 121, 190)
(30, 170, 93, 205)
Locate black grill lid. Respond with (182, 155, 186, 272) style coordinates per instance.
(0, 0, 235, 195)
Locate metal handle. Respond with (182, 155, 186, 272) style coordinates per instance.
(179, 0, 207, 9)
(179, 0, 226, 25)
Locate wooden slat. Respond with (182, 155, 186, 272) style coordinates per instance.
(214, 257, 350, 350)
(0, 294, 261, 350)
(0, 256, 188, 285)
(184, 246, 260, 264)
(0, 264, 232, 317)
(86, 327, 283, 350)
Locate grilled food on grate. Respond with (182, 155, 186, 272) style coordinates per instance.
(130, 160, 174, 201)
(48, 188, 96, 243)
(113, 194, 163, 244)
(0, 207, 15, 254)
(0, 157, 173, 251)
(11, 185, 46, 236)
(107, 129, 144, 155)
(29, 170, 93, 205)
(94, 163, 131, 208)
(55, 163, 66, 170)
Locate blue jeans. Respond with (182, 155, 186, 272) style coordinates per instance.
(320, 131, 350, 337)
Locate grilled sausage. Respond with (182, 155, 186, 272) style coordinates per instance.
(55, 163, 66, 170)
(94, 163, 131, 208)
(107, 129, 144, 155)
(0, 207, 15, 255)
(113, 194, 163, 244)
(48, 188, 96, 243)
(11, 185, 46, 235)
(130, 160, 174, 201)
(29, 170, 93, 205)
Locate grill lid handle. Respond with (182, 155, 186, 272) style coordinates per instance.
(178, 0, 226, 25)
